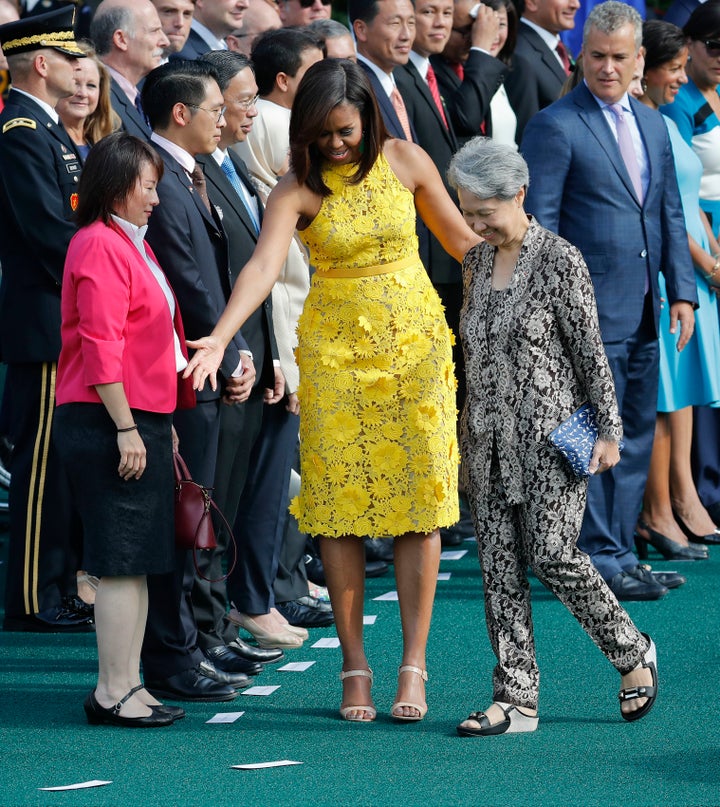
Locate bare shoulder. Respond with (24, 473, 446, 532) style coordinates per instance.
(383, 138, 436, 193)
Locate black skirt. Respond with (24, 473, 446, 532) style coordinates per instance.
(54, 403, 175, 576)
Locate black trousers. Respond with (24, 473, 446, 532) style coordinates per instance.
(3, 362, 80, 619)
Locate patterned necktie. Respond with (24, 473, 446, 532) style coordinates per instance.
(608, 102, 649, 292)
(555, 40, 572, 75)
(390, 87, 413, 141)
(426, 64, 448, 129)
(221, 154, 259, 234)
(190, 163, 212, 213)
(607, 103, 643, 203)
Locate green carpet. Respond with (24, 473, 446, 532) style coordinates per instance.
(1, 535, 719, 807)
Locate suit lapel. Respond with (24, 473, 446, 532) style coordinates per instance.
(523, 24, 566, 84)
(199, 154, 259, 241)
(403, 62, 456, 150)
(9, 91, 81, 160)
(110, 80, 151, 138)
(575, 85, 642, 208)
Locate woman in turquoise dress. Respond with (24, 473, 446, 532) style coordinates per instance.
(662, 4, 720, 236)
(635, 20, 720, 563)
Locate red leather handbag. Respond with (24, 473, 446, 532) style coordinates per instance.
(173, 453, 236, 581)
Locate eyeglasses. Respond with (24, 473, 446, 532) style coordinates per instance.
(703, 39, 720, 57)
(297, 0, 331, 8)
(184, 102, 226, 123)
(234, 94, 259, 110)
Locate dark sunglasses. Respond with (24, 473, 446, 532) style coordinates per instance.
(297, 0, 332, 6)
(703, 39, 720, 57)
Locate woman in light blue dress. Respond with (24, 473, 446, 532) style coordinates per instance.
(635, 20, 720, 562)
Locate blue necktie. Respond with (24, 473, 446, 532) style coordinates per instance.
(221, 155, 259, 234)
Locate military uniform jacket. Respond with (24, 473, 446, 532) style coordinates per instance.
(0, 89, 82, 362)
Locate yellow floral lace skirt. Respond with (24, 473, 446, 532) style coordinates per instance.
(290, 261, 459, 538)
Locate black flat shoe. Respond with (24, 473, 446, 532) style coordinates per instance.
(619, 633, 657, 723)
(457, 702, 538, 736)
(673, 511, 720, 545)
(84, 686, 174, 728)
(635, 519, 708, 561)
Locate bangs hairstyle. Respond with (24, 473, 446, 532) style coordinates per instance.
(289, 59, 387, 197)
(74, 132, 164, 228)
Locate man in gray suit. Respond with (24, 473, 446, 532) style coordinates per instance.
(522, 1, 696, 600)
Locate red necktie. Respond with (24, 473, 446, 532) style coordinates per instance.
(390, 87, 413, 141)
(555, 40, 572, 75)
(451, 61, 464, 80)
(426, 64, 448, 129)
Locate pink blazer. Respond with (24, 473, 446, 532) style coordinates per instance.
(56, 220, 195, 412)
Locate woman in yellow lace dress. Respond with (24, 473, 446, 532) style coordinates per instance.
(186, 59, 479, 723)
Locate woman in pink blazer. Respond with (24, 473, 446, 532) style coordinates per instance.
(54, 132, 194, 728)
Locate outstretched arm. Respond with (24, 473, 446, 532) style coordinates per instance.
(184, 174, 313, 391)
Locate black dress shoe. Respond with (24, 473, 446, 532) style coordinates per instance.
(606, 570, 667, 601)
(365, 537, 394, 563)
(63, 594, 94, 620)
(144, 667, 238, 702)
(296, 594, 333, 613)
(365, 559, 389, 578)
(198, 659, 250, 689)
(4, 603, 95, 633)
(226, 637, 285, 664)
(304, 553, 326, 585)
(633, 564, 685, 590)
(84, 687, 174, 728)
(439, 527, 464, 547)
(155, 704, 185, 721)
(275, 599, 335, 628)
(204, 645, 263, 676)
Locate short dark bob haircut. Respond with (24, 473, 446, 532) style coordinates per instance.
(289, 58, 388, 198)
(74, 131, 164, 228)
(684, 0, 720, 42)
(642, 20, 687, 72)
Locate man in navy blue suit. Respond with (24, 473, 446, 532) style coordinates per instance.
(175, 0, 248, 58)
(522, 1, 697, 601)
(349, 0, 417, 142)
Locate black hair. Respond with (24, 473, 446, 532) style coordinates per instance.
(250, 28, 322, 96)
(642, 20, 687, 72)
(141, 59, 221, 130)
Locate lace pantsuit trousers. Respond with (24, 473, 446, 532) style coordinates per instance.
(471, 448, 649, 709)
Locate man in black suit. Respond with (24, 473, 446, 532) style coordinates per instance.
(395, 0, 464, 383)
(431, 0, 508, 145)
(191, 50, 292, 669)
(138, 59, 257, 700)
(91, 0, 169, 140)
(0, 7, 93, 633)
(176, 0, 248, 59)
(505, 0, 579, 140)
(349, 0, 417, 142)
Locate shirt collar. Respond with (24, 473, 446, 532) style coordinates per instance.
(520, 18, 560, 51)
(12, 88, 58, 123)
(111, 214, 148, 245)
(150, 131, 196, 175)
(583, 80, 632, 114)
(105, 65, 138, 105)
(357, 53, 396, 95)
(409, 50, 429, 79)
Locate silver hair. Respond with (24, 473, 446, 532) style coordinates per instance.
(447, 137, 529, 201)
(307, 18, 352, 42)
(90, 4, 136, 56)
(583, 1, 643, 51)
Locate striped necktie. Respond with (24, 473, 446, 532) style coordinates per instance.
(426, 64, 448, 129)
(390, 87, 413, 141)
(221, 154, 260, 234)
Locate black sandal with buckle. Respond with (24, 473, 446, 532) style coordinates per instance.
(619, 633, 657, 722)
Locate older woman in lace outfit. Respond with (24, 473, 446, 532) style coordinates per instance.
(450, 138, 657, 736)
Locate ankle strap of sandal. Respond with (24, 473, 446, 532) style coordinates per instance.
(398, 665, 428, 681)
(339, 668, 373, 682)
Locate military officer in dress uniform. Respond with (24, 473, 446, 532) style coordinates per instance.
(0, 5, 94, 631)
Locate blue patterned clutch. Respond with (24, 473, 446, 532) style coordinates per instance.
(547, 403, 600, 478)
